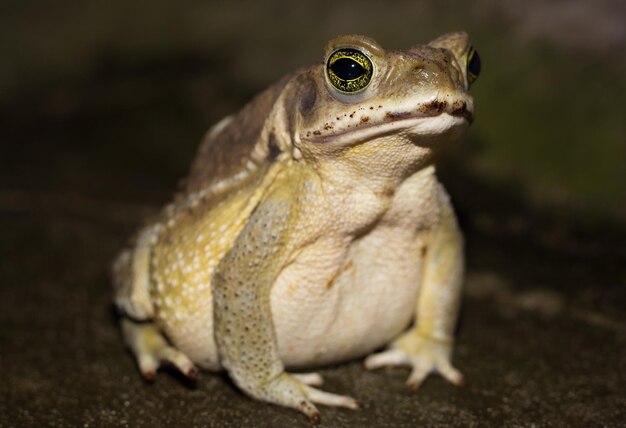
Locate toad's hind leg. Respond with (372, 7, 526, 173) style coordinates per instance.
(121, 318, 198, 381)
(112, 224, 197, 381)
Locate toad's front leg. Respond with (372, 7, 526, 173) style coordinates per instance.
(365, 187, 464, 390)
(213, 196, 357, 421)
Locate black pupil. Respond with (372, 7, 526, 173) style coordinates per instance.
(469, 50, 481, 77)
(331, 58, 365, 80)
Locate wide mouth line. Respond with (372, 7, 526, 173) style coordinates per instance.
(305, 109, 470, 144)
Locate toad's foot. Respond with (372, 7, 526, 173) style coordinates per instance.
(244, 373, 358, 422)
(364, 331, 463, 390)
(121, 318, 198, 381)
(292, 372, 324, 386)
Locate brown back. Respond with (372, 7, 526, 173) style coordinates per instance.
(182, 74, 292, 195)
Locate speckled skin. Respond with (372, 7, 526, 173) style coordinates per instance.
(112, 32, 476, 420)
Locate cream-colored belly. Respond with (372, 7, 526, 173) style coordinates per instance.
(272, 227, 423, 368)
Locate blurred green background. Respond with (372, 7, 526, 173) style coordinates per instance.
(2, 0, 625, 219)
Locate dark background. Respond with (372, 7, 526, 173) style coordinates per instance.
(1, 1, 625, 427)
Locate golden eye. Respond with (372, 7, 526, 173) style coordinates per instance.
(326, 48, 373, 94)
(467, 45, 481, 85)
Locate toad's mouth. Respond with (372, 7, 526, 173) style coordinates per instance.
(304, 98, 473, 146)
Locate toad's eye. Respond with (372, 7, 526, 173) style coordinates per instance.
(467, 46, 481, 85)
(326, 48, 373, 94)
